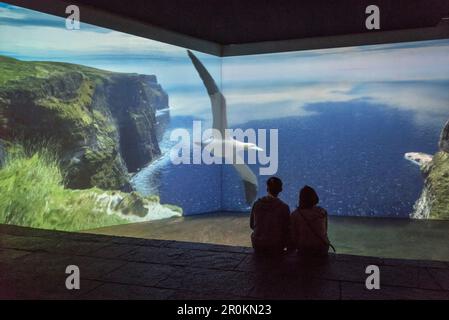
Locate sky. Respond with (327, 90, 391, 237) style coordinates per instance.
(1, 2, 449, 126)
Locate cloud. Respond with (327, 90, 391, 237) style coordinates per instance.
(0, 24, 184, 58)
(1, 3, 448, 128)
(353, 82, 449, 124)
(221, 81, 449, 126)
(222, 83, 353, 124)
(0, 4, 205, 60)
(223, 40, 449, 83)
(0, 4, 28, 19)
(0, 4, 107, 31)
(220, 40, 449, 126)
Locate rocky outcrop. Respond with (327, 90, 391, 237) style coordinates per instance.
(404, 152, 433, 167)
(0, 56, 169, 190)
(92, 191, 182, 222)
(411, 119, 449, 220)
(412, 186, 432, 219)
(439, 119, 449, 153)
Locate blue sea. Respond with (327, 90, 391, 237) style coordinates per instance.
(133, 101, 446, 218)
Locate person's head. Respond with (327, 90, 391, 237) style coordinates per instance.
(266, 177, 283, 197)
(299, 185, 319, 209)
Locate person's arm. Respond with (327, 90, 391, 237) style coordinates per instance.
(324, 209, 328, 232)
(282, 205, 291, 248)
(323, 208, 331, 245)
(289, 211, 298, 249)
(250, 203, 256, 230)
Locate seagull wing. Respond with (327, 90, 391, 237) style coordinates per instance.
(188, 50, 258, 205)
(232, 162, 258, 205)
(187, 50, 227, 136)
(226, 150, 258, 205)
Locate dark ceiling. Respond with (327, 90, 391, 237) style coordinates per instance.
(70, 0, 449, 45)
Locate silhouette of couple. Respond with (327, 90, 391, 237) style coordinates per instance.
(250, 177, 334, 259)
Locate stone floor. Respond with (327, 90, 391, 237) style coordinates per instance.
(1, 224, 449, 300)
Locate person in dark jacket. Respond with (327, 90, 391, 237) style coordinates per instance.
(290, 185, 331, 258)
(250, 177, 290, 255)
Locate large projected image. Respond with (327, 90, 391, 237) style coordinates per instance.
(221, 43, 449, 219)
(0, 3, 223, 230)
(1, 3, 449, 233)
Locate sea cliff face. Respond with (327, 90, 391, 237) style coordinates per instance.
(0, 56, 181, 231)
(412, 120, 449, 220)
(440, 120, 449, 153)
(0, 56, 168, 190)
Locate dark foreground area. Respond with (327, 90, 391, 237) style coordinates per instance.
(1, 224, 449, 299)
(88, 212, 449, 262)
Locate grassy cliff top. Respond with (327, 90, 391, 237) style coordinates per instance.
(0, 55, 155, 86)
(426, 151, 449, 220)
(0, 55, 152, 129)
(0, 55, 113, 85)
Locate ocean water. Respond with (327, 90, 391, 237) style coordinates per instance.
(133, 101, 445, 218)
(131, 115, 222, 214)
(224, 102, 445, 217)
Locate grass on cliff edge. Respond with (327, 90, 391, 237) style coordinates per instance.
(0, 145, 126, 231)
(426, 151, 449, 220)
(0, 55, 111, 86)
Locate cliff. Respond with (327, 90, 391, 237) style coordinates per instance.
(440, 120, 449, 153)
(0, 55, 169, 190)
(412, 119, 449, 219)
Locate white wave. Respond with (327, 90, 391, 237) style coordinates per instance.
(93, 192, 181, 222)
(156, 108, 170, 116)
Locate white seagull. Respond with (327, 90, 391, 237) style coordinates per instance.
(187, 50, 262, 205)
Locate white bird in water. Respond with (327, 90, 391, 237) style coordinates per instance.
(187, 50, 262, 205)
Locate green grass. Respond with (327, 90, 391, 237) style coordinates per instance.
(37, 77, 95, 126)
(0, 144, 126, 231)
(0, 56, 101, 136)
(0, 55, 112, 86)
(426, 151, 449, 220)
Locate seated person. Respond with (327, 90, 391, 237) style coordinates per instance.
(290, 185, 332, 257)
(250, 177, 290, 255)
